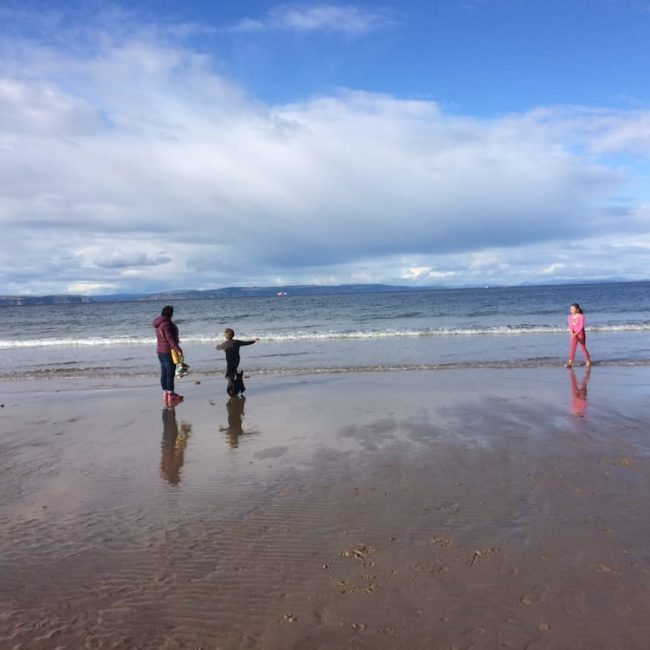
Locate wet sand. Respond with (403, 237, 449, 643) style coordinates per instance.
(1, 367, 650, 649)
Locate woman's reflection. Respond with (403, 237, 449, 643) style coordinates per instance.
(569, 366, 591, 417)
(219, 396, 257, 448)
(161, 408, 192, 485)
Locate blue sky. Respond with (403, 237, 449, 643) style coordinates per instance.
(1, 0, 650, 294)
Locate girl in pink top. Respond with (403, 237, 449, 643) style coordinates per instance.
(566, 303, 591, 368)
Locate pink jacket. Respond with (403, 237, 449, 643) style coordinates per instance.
(568, 313, 585, 338)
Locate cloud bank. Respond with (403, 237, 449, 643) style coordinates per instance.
(0, 7, 649, 294)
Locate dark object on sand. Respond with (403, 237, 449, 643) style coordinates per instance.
(227, 371, 246, 397)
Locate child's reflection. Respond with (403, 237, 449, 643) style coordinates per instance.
(569, 366, 591, 417)
(219, 396, 257, 448)
(161, 408, 192, 485)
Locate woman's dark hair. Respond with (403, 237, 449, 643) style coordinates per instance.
(571, 303, 583, 314)
(161, 305, 174, 318)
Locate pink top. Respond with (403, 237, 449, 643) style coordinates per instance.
(569, 371, 587, 416)
(568, 313, 585, 335)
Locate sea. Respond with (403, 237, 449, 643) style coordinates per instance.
(2, 282, 650, 382)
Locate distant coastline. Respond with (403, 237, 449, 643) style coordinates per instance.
(0, 295, 94, 307)
(0, 284, 412, 305)
(1, 279, 647, 306)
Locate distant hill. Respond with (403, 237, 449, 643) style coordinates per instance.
(1, 284, 416, 306)
(4, 279, 648, 306)
(134, 284, 412, 301)
(0, 295, 93, 306)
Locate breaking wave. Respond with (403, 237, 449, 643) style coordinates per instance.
(2, 322, 650, 349)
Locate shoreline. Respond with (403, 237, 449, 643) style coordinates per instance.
(2, 355, 649, 384)
(2, 367, 650, 648)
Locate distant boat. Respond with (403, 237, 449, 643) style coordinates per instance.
(277, 291, 288, 297)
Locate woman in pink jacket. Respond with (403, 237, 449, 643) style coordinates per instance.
(565, 303, 591, 368)
(153, 305, 184, 406)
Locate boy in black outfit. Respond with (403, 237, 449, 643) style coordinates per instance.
(216, 328, 258, 395)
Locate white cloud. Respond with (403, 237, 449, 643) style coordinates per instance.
(0, 13, 649, 294)
(0, 78, 100, 135)
(66, 281, 120, 295)
(401, 266, 433, 280)
(539, 262, 568, 275)
(522, 105, 650, 157)
(229, 4, 393, 35)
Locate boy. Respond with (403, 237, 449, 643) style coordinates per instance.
(216, 328, 258, 395)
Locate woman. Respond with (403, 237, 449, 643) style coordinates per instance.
(153, 305, 184, 406)
(565, 303, 591, 368)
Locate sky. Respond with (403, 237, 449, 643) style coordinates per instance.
(1, 0, 650, 295)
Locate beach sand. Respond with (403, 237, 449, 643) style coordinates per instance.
(1, 367, 650, 649)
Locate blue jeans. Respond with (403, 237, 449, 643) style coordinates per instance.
(158, 353, 175, 392)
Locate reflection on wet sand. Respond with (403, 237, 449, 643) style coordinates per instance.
(219, 396, 258, 448)
(5, 370, 650, 649)
(161, 408, 192, 485)
(569, 366, 591, 417)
